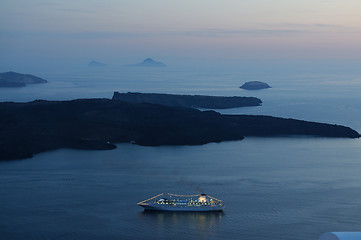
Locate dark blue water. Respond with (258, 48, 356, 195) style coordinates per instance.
(1, 62, 361, 239)
(1, 139, 361, 239)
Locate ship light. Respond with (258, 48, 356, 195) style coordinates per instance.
(198, 194, 207, 203)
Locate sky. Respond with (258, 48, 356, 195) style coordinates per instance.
(1, 0, 361, 67)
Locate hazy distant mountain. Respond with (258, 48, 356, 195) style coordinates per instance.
(240, 81, 271, 90)
(0, 71, 47, 88)
(88, 61, 107, 67)
(126, 58, 166, 67)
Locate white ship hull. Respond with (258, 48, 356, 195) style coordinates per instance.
(138, 193, 224, 212)
(140, 204, 224, 212)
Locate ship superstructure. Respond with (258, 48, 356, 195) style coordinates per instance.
(137, 193, 224, 212)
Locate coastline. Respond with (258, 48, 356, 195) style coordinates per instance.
(0, 97, 359, 160)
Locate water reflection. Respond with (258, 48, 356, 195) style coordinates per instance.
(138, 211, 224, 232)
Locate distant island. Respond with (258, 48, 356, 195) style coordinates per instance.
(0, 97, 359, 160)
(240, 81, 271, 90)
(88, 61, 107, 67)
(126, 58, 166, 67)
(0, 71, 47, 88)
(112, 92, 262, 109)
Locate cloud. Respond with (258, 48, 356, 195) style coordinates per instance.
(265, 23, 347, 30)
(2, 24, 357, 42)
(17, 1, 94, 14)
(0, 28, 307, 41)
(178, 28, 305, 38)
(0, 30, 150, 39)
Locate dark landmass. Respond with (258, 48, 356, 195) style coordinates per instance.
(0, 98, 359, 160)
(240, 81, 271, 90)
(88, 61, 107, 67)
(112, 92, 262, 109)
(126, 58, 166, 67)
(0, 71, 47, 88)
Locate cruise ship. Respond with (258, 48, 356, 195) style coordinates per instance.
(137, 193, 224, 212)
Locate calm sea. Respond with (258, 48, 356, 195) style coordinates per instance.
(1, 61, 361, 239)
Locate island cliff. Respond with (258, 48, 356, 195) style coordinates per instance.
(240, 81, 271, 90)
(88, 61, 107, 67)
(0, 71, 47, 88)
(0, 98, 359, 160)
(126, 58, 166, 67)
(112, 92, 262, 109)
